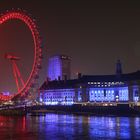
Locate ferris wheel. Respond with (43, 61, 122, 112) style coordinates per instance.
(0, 10, 42, 101)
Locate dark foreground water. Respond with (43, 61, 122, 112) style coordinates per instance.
(0, 114, 140, 140)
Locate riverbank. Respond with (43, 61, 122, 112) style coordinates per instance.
(0, 104, 140, 116)
(0, 107, 26, 116)
(29, 104, 140, 116)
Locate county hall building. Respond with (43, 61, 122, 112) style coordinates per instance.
(39, 55, 140, 106)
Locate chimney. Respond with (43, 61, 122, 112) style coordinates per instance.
(78, 73, 82, 79)
(116, 59, 122, 76)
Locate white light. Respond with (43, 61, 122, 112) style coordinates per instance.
(40, 98, 43, 102)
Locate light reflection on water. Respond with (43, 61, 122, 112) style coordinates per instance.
(0, 114, 140, 140)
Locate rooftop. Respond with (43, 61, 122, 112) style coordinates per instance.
(40, 71, 140, 90)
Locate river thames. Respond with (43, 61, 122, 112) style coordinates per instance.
(0, 114, 140, 140)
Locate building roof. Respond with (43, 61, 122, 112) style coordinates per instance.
(49, 54, 71, 60)
(40, 79, 78, 90)
(81, 71, 140, 82)
(40, 71, 140, 90)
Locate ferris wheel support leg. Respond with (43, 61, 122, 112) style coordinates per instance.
(12, 61, 20, 92)
(13, 61, 25, 87)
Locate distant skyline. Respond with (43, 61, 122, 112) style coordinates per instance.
(1, 0, 140, 92)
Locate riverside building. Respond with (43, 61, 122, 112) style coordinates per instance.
(40, 59, 140, 106)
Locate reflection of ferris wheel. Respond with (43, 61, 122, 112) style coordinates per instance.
(0, 10, 42, 101)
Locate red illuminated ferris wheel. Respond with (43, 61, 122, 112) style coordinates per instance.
(0, 10, 42, 101)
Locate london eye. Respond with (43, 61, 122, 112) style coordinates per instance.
(0, 10, 42, 101)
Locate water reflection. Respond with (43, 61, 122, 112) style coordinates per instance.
(0, 114, 140, 140)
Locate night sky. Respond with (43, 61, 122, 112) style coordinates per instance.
(1, 0, 140, 93)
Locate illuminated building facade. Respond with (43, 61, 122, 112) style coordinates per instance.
(47, 55, 71, 81)
(40, 71, 140, 106)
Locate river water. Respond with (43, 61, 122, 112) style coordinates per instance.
(0, 114, 140, 140)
